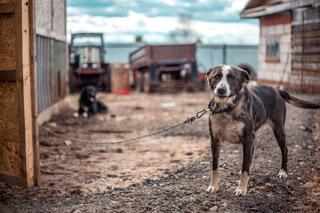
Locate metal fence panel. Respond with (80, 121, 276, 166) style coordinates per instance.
(36, 35, 67, 114)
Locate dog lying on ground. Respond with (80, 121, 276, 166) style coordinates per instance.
(73, 85, 108, 118)
(205, 64, 320, 196)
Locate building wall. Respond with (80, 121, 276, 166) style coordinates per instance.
(258, 12, 292, 84)
(35, 0, 68, 114)
(258, 8, 320, 93)
(290, 6, 320, 93)
(36, 0, 66, 41)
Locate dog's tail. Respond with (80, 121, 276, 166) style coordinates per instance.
(279, 90, 320, 109)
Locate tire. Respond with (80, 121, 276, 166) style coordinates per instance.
(101, 64, 111, 92)
(143, 71, 151, 93)
(68, 68, 77, 93)
(136, 72, 143, 92)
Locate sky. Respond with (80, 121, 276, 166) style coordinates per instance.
(67, 0, 259, 44)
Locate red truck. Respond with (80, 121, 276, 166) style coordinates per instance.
(129, 44, 203, 92)
(69, 33, 111, 92)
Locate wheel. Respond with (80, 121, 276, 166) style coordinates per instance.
(101, 64, 111, 92)
(68, 68, 77, 93)
(136, 72, 143, 92)
(143, 71, 151, 93)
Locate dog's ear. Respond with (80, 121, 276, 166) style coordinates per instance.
(233, 66, 249, 83)
(205, 68, 213, 79)
(206, 66, 220, 80)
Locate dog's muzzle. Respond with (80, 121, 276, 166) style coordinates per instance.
(214, 86, 230, 98)
(217, 87, 227, 97)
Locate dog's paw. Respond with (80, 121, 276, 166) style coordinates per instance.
(234, 186, 247, 196)
(82, 112, 88, 118)
(277, 169, 288, 179)
(206, 185, 219, 193)
(73, 112, 79, 118)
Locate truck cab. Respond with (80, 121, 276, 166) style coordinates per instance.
(69, 33, 111, 92)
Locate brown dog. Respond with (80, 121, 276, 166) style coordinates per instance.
(206, 64, 320, 196)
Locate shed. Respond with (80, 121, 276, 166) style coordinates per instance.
(0, 0, 67, 187)
(241, 0, 320, 93)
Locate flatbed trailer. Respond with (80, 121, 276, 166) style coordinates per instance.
(129, 44, 203, 92)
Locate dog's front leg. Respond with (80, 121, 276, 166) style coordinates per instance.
(235, 133, 254, 196)
(207, 137, 221, 193)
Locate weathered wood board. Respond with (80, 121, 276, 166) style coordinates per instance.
(0, 0, 37, 187)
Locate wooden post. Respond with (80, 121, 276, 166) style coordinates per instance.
(15, 0, 35, 187)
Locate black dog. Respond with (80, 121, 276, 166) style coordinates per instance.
(74, 86, 108, 118)
(206, 64, 320, 196)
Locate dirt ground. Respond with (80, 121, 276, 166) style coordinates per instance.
(0, 91, 320, 212)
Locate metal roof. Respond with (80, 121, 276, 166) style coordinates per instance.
(240, 0, 319, 18)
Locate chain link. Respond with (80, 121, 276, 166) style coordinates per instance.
(42, 107, 210, 145)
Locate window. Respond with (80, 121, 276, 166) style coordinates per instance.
(266, 39, 280, 63)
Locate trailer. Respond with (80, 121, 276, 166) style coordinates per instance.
(69, 33, 111, 92)
(129, 44, 202, 92)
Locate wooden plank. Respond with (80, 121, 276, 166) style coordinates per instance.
(292, 23, 320, 32)
(29, 0, 39, 186)
(0, 82, 20, 176)
(0, 3, 15, 14)
(260, 12, 291, 26)
(292, 45, 320, 54)
(0, 13, 16, 70)
(0, 0, 20, 180)
(293, 31, 320, 38)
(0, 70, 16, 81)
(291, 69, 320, 77)
(292, 62, 320, 71)
(292, 55, 320, 63)
(0, 172, 24, 187)
(15, 0, 34, 187)
(292, 37, 320, 46)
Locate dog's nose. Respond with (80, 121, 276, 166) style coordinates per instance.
(217, 87, 227, 95)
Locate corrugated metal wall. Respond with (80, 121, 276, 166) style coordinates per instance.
(36, 35, 67, 114)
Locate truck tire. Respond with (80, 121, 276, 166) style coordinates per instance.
(68, 68, 77, 93)
(101, 65, 112, 92)
(136, 72, 143, 92)
(143, 72, 151, 93)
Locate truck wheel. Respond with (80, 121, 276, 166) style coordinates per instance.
(136, 72, 143, 92)
(68, 69, 77, 93)
(101, 74, 110, 92)
(143, 72, 151, 93)
(101, 64, 111, 92)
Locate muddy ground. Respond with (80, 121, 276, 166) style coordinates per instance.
(0, 92, 320, 212)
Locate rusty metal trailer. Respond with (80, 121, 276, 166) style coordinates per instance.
(129, 44, 202, 92)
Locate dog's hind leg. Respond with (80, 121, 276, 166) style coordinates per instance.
(269, 102, 288, 179)
(272, 125, 288, 178)
(97, 100, 108, 113)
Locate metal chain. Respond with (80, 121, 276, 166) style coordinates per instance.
(42, 107, 210, 145)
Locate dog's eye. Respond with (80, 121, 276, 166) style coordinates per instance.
(213, 74, 221, 80)
(228, 75, 235, 82)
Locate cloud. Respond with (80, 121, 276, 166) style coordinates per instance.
(67, 0, 258, 44)
(67, 0, 251, 22)
(67, 13, 258, 44)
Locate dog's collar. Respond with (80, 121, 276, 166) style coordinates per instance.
(212, 104, 235, 114)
